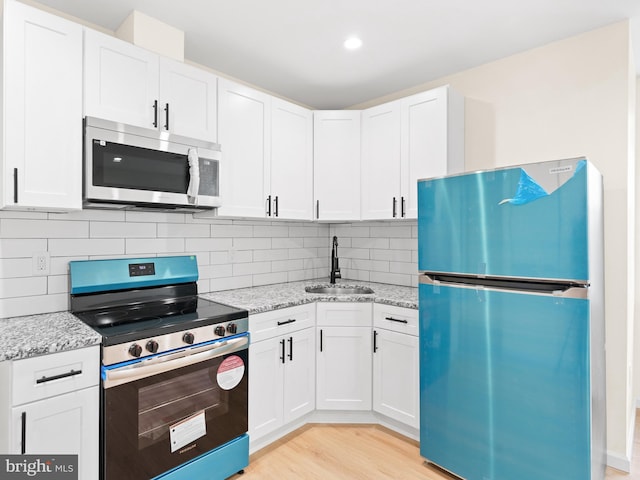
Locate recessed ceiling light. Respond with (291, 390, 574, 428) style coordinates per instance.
(344, 36, 362, 50)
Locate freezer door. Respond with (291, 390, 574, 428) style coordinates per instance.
(419, 283, 592, 480)
(417, 158, 597, 282)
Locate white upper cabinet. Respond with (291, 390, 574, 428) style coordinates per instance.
(218, 80, 313, 219)
(361, 85, 464, 220)
(159, 58, 217, 140)
(313, 111, 361, 221)
(2, 0, 83, 211)
(361, 102, 401, 220)
(270, 98, 313, 220)
(217, 78, 271, 217)
(400, 85, 464, 218)
(84, 29, 217, 141)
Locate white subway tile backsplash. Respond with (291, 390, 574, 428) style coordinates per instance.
(371, 249, 412, 262)
(352, 237, 390, 249)
(253, 271, 288, 286)
(211, 225, 253, 238)
(50, 209, 125, 221)
(0, 258, 32, 278)
(91, 221, 156, 238)
(157, 223, 209, 238)
(49, 238, 125, 257)
(0, 277, 47, 298)
(48, 275, 69, 295)
(253, 225, 289, 238)
(232, 261, 271, 276)
(126, 211, 187, 223)
(233, 237, 271, 250)
(125, 238, 185, 254)
(0, 293, 68, 318)
(1, 219, 88, 238)
(186, 238, 233, 251)
(253, 249, 289, 262)
(209, 275, 253, 292)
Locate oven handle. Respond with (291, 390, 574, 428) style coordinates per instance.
(103, 335, 249, 389)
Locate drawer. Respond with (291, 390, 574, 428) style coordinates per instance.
(373, 304, 418, 336)
(12, 345, 100, 406)
(250, 304, 315, 343)
(316, 302, 372, 327)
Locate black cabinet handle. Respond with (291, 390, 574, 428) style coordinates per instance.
(316, 200, 320, 219)
(277, 319, 296, 326)
(153, 100, 158, 128)
(280, 339, 285, 364)
(164, 103, 170, 130)
(36, 369, 82, 384)
(21, 412, 26, 454)
(392, 197, 397, 218)
(266, 195, 272, 216)
(401, 196, 406, 218)
(13, 168, 18, 203)
(319, 329, 323, 352)
(373, 330, 378, 353)
(274, 196, 279, 217)
(385, 316, 409, 324)
(288, 336, 293, 361)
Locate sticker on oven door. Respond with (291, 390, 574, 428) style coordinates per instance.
(170, 410, 206, 453)
(217, 355, 245, 390)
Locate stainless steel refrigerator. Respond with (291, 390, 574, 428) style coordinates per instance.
(417, 157, 605, 480)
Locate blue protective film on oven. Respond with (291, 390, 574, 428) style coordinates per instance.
(69, 255, 199, 294)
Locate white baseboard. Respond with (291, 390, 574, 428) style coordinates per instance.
(607, 451, 631, 473)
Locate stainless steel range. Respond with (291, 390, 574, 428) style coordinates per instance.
(70, 255, 249, 480)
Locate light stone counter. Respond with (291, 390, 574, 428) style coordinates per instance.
(202, 279, 418, 314)
(0, 311, 102, 362)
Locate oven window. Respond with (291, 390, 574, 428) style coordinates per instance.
(92, 140, 189, 193)
(138, 368, 229, 450)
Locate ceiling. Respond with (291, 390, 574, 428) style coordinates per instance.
(33, 0, 640, 109)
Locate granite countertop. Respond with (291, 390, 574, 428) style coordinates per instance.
(0, 311, 102, 362)
(1, 279, 416, 362)
(202, 279, 418, 314)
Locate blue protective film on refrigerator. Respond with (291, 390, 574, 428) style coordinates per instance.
(498, 168, 549, 205)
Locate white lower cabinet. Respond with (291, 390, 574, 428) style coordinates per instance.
(372, 304, 420, 428)
(316, 303, 372, 410)
(249, 305, 316, 442)
(0, 346, 100, 480)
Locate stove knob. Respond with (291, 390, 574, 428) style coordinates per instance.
(146, 340, 159, 353)
(128, 343, 142, 358)
(214, 325, 226, 337)
(183, 332, 195, 345)
(227, 323, 238, 334)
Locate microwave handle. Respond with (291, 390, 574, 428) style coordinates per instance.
(186, 149, 200, 198)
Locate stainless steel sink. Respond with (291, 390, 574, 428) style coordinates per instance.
(305, 285, 374, 295)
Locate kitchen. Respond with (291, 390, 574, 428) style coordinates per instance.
(0, 0, 639, 479)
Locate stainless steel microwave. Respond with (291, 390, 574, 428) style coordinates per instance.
(84, 117, 221, 211)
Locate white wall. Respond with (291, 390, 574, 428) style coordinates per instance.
(353, 20, 636, 470)
(0, 209, 330, 318)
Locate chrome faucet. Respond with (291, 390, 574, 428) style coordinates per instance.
(330, 236, 341, 283)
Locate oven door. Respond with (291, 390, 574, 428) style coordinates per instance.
(101, 334, 248, 480)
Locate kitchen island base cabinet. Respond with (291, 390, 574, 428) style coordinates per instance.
(249, 305, 316, 445)
(315, 303, 372, 411)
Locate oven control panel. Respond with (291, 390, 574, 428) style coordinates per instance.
(103, 317, 249, 366)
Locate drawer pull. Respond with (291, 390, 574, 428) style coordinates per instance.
(277, 319, 297, 326)
(36, 369, 82, 384)
(384, 316, 408, 324)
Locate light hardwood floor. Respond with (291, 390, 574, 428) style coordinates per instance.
(231, 417, 639, 480)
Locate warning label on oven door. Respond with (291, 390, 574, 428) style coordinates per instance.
(170, 410, 207, 453)
(217, 355, 245, 390)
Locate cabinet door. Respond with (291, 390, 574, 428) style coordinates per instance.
(84, 29, 159, 129)
(4, 0, 82, 210)
(283, 328, 315, 422)
(400, 86, 464, 219)
(316, 326, 372, 410)
(11, 387, 99, 480)
(373, 329, 419, 428)
(248, 337, 284, 441)
(159, 58, 217, 141)
(313, 111, 361, 221)
(217, 79, 270, 217)
(361, 101, 401, 220)
(270, 98, 313, 220)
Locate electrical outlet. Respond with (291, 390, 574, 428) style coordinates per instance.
(32, 252, 50, 276)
